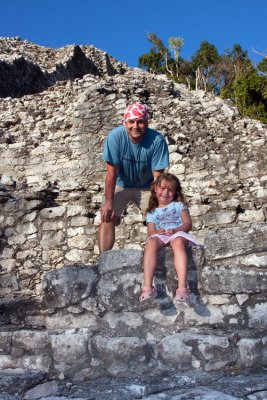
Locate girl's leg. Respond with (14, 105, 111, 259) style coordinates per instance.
(143, 237, 165, 288)
(170, 237, 188, 289)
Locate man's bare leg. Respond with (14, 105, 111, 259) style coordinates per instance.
(98, 217, 118, 253)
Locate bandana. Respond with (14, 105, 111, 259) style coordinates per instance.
(123, 104, 149, 121)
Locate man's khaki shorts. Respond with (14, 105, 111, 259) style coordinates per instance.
(103, 185, 150, 219)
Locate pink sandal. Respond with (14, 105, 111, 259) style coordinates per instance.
(174, 287, 189, 302)
(139, 286, 157, 302)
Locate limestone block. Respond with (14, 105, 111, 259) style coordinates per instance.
(21, 211, 38, 223)
(0, 355, 51, 372)
(40, 231, 65, 249)
(92, 336, 150, 377)
(204, 222, 267, 260)
(183, 304, 224, 326)
(0, 333, 12, 354)
(157, 334, 192, 367)
(11, 331, 50, 352)
(200, 265, 267, 294)
(67, 227, 86, 236)
(18, 200, 43, 212)
(0, 258, 16, 271)
(0, 175, 15, 186)
(143, 307, 180, 327)
(67, 235, 94, 249)
(15, 222, 37, 235)
(39, 206, 66, 219)
(7, 234, 27, 245)
(98, 249, 143, 274)
(189, 204, 211, 217)
(239, 161, 259, 179)
(44, 312, 97, 330)
(42, 265, 98, 309)
(197, 335, 233, 371)
(247, 302, 267, 329)
(65, 249, 91, 262)
(97, 270, 143, 312)
(0, 273, 19, 290)
(43, 220, 65, 231)
(66, 205, 88, 217)
(237, 338, 263, 367)
(69, 216, 90, 227)
(237, 209, 265, 222)
(50, 330, 90, 376)
(169, 152, 183, 163)
(202, 210, 236, 227)
(24, 381, 58, 400)
(103, 311, 143, 329)
(168, 163, 185, 175)
(123, 213, 143, 224)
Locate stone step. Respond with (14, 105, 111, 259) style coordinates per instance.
(0, 246, 266, 333)
(0, 327, 266, 381)
(0, 240, 266, 384)
(0, 368, 267, 399)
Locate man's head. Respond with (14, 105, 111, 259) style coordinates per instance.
(123, 104, 149, 144)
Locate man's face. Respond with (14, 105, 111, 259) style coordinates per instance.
(124, 118, 148, 144)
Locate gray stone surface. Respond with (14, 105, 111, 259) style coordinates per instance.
(0, 369, 267, 399)
(0, 37, 266, 398)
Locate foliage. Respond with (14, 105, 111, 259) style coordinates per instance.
(138, 35, 267, 123)
(257, 57, 267, 75)
(191, 41, 220, 92)
(234, 73, 267, 123)
(219, 44, 254, 99)
(138, 49, 164, 73)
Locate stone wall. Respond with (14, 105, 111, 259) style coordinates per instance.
(0, 39, 266, 299)
(0, 38, 266, 395)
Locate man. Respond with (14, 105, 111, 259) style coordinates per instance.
(98, 103, 169, 253)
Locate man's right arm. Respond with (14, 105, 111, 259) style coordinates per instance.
(101, 162, 117, 223)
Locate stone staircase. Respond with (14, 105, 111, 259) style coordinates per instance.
(0, 222, 266, 398)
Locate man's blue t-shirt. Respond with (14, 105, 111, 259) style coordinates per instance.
(103, 126, 169, 188)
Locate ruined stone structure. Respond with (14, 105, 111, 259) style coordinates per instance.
(0, 37, 266, 398)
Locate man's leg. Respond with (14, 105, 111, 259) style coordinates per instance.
(98, 216, 120, 253)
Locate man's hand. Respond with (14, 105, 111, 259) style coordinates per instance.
(100, 201, 114, 223)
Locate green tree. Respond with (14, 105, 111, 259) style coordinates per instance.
(168, 36, 184, 78)
(257, 58, 267, 75)
(191, 41, 220, 91)
(234, 73, 267, 123)
(138, 49, 164, 73)
(146, 32, 172, 75)
(220, 44, 254, 99)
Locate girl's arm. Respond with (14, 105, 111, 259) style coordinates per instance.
(176, 209, 192, 233)
(147, 222, 158, 237)
(165, 209, 192, 235)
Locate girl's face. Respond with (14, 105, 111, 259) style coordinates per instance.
(155, 179, 177, 207)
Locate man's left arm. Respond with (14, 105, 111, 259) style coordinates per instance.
(151, 135, 170, 172)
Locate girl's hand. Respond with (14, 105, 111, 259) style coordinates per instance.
(165, 228, 176, 236)
(157, 228, 166, 235)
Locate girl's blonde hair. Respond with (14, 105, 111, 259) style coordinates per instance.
(147, 172, 186, 213)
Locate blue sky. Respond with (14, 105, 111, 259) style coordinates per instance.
(0, 0, 266, 67)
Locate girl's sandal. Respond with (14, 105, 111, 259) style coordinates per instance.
(174, 287, 189, 302)
(139, 286, 157, 302)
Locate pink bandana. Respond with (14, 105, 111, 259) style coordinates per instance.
(123, 104, 148, 121)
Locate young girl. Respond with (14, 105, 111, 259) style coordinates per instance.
(139, 172, 203, 303)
